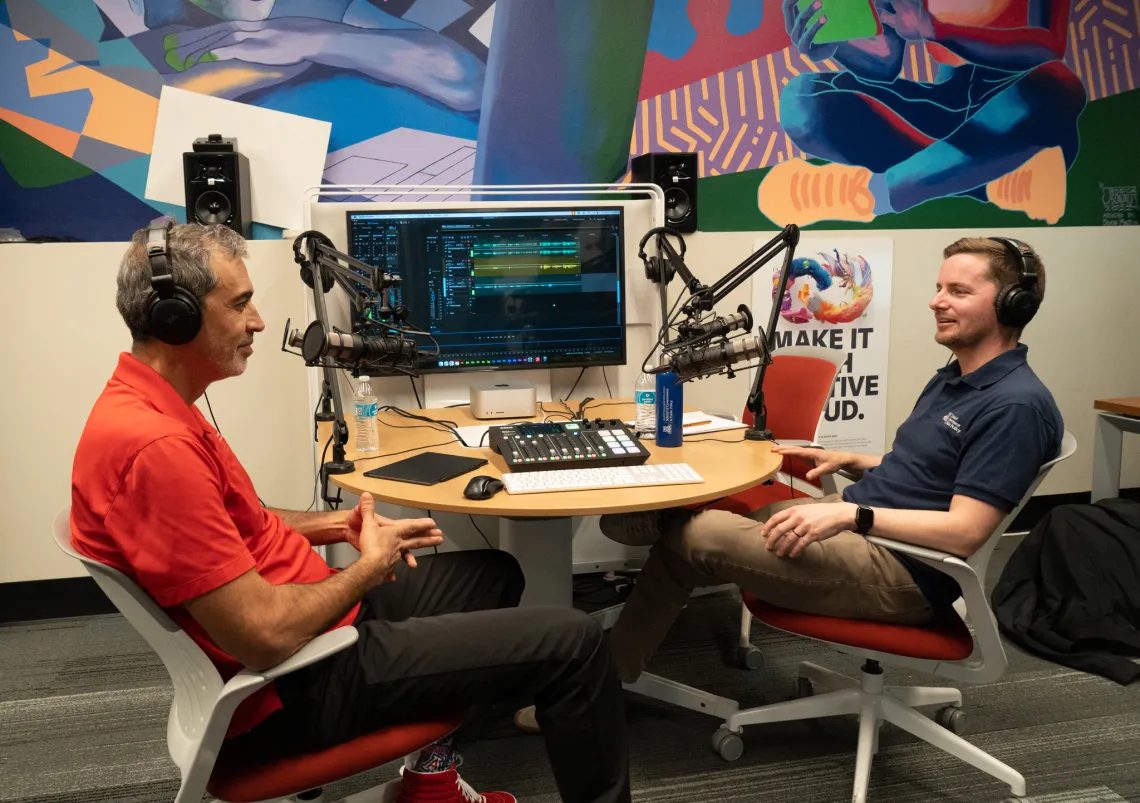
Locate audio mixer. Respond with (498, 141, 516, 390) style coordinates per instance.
(487, 419, 651, 472)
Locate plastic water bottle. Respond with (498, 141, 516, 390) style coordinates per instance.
(353, 376, 379, 452)
(635, 371, 657, 438)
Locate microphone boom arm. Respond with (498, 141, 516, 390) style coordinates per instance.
(650, 224, 801, 441)
(287, 232, 433, 507)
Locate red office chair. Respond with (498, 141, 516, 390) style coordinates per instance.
(54, 508, 463, 803)
(704, 346, 843, 669)
(707, 432, 1077, 803)
(705, 346, 843, 518)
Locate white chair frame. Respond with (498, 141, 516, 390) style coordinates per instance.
(708, 431, 1077, 803)
(52, 509, 401, 803)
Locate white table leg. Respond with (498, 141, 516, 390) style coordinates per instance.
(1091, 413, 1124, 503)
(499, 517, 574, 607)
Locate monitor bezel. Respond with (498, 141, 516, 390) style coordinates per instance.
(344, 205, 628, 375)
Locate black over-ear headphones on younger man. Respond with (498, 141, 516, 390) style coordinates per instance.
(146, 218, 202, 345)
(988, 236, 1040, 329)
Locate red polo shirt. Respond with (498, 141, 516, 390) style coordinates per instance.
(71, 353, 359, 738)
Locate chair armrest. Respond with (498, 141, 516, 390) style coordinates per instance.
(219, 626, 361, 701)
(837, 468, 863, 482)
(864, 535, 959, 568)
(258, 625, 360, 682)
(865, 535, 1006, 684)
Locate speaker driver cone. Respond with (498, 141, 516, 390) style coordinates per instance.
(194, 190, 232, 225)
(664, 187, 692, 224)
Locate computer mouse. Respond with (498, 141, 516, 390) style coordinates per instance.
(463, 475, 505, 500)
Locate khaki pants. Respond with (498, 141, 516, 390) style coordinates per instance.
(604, 495, 932, 682)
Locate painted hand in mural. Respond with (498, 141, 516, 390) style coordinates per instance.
(163, 17, 485, 111)
(874, 0, 935, 42)
(781, 0, 838, 61)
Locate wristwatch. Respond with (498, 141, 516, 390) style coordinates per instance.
(854, 505, 874, 535)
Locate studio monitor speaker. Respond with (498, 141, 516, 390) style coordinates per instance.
(183, 134, 252, 237)
(630, 151, 698, 233)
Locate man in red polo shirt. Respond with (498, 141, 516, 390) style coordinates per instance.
(72, 222, 630, 803)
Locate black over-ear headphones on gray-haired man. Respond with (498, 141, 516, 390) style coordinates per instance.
(988, 236, 1040, 329)
(146, 217, 202, 344)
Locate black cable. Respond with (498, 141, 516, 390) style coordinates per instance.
(307, 435, 332, 512)
(353, 440, 458, 464)
(377, 406, 467, 446)
(580, 400, 627, 417)
(561, 367, 587, 402)
(683, 435, 747, 443)
(203, 391, 222, 435)
(408, 375, 423, 408)
(467, 515, 493, 549)
(602, 367, 613, 399)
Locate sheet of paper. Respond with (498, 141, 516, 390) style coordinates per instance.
(623, 411, 746, 435)
(145, 86, 331, 230)
(455, 424, 492, 449)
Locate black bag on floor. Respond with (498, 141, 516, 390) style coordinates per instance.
(991, 498, 1140, 684)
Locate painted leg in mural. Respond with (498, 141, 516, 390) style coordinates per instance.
(473, 0, 655, 184)
(760, 0, 1085, 226)
(760, 62, 1084, 225)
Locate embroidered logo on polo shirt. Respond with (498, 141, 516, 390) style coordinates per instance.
(942, 412, 962, 433)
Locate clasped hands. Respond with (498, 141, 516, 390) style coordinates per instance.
(761, 445, 858, 559)
(345, 493, 443, 582)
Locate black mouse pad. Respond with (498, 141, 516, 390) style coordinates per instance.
(362, 452, 488, 486)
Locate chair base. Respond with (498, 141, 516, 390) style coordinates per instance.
(720, 661, 1025, 803)
(623, 672, 740, 721)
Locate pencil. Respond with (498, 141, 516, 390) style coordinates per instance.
(683, 420, 713, 428)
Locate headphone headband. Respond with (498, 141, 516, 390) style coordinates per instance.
(147, 218, 176, 298)
(145, 217, 203, 345)
(637, 226, 686, 259)
(988, 236, 1038, 288)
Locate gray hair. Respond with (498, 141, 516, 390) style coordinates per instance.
(116, 223, 248, 342)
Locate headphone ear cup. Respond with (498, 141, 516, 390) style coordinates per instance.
(996, 285, 1039, 329)
(148, 287, 202, 345)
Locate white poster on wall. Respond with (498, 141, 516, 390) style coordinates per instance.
(750, 237, 893, 456)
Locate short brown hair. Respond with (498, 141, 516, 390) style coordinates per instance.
(943, 237, 1045, 306)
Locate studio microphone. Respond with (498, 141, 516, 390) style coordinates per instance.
(652, 334, 768, 380)
(667, 304, 753, 347)
(299, 321, 418, 365)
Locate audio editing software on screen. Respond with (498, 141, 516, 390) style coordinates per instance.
(347, 208, 626, 373)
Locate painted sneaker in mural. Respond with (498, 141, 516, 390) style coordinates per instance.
(986, 146, 1067, 225)
(758, 159, 877, 226)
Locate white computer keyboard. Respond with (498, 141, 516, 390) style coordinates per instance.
(501, 463, 704, 494)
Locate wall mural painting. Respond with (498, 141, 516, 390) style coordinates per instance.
(1, 0, 1138, 241)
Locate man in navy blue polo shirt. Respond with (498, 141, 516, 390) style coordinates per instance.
(598, 236, 1063, 684)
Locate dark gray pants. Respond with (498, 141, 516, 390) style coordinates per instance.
(239, 549, 630, 803)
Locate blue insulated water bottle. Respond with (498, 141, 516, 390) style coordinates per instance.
(656, 371, 684, 447)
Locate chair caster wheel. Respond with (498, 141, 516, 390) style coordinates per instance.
(936, 705, 966, 734)
(737, 645, 765, 670)
(712, 727, 744, 761)
(792, 677, 814, 699)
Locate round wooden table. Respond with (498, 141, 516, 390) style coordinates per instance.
(328, 400, 783, 606)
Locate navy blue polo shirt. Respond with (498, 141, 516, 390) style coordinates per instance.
(843, 345, 1063, 611)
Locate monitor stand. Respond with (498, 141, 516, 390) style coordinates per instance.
(423, 369, 553, 410)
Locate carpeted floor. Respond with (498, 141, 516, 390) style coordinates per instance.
(2, 539, 1138, 803)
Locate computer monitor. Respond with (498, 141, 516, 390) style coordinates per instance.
(345, 206, 626, 374)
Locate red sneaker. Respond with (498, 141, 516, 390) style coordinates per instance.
(397, 766, 516, 803)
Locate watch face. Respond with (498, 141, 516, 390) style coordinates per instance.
(857, 506, 873, 533)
